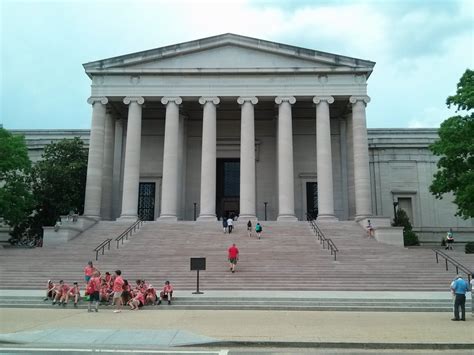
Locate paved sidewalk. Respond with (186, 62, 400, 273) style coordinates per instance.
(0, 308, 473, 349)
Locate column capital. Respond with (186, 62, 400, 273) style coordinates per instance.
(161, 96, 182, 105)
(237, 96, 258, 105)
(349, 95, 371, 105)
(87, 96, 108, 105)
(313, 96, 334, 105)
(123, 96, 145, 105)
(199, 96, 220, 105)
(275, 96, 296, 105)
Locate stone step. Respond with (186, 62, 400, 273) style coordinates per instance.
(0, 296, 470, 312)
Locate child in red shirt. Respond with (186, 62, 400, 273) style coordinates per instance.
(158, 281, 174, 305)
(53, 280, 70, 306)
(112, 270, 124, 313)
(128, 290, 145, 310)
(87, 271, 101, 312)
(145, 286, 157, 305)
(44, 280, 55, 301)
(65, 282, 81, 307)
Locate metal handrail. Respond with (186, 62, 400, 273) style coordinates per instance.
(115, 219, 144, 249)
(433, 249, 472, 282)
(94, 238, 112, 261)
(306, 215, 339, 261)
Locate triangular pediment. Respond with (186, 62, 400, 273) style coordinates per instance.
(83, 33, 375, 75)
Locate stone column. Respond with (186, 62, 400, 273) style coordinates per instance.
(350, 95, 372, 219)
(159, 96, 182, 221)
(112, 118, 124, 219)
(119, 96, 144, 220)
(197, 96, 220, 221)
(313, 96, 336, 220)
(100, 112, 115, 220)
(83, 96, 108, 218)
(275, 96, 297, 221)
(238, 96, 258, 220)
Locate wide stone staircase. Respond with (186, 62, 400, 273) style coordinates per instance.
(0, 220, 472, 311)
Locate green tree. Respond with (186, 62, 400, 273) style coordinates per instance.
(429, 69, 474, 219)
(392, 208, 419, 246)
(0, 128, 34, 227)
(27, 137, 88, 237)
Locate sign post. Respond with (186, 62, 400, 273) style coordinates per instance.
(190, 257, 206, 294)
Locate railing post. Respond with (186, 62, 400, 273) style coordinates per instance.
(435, 252, 438, 263)
(445, 259, 448, 271)
(96, 250, 99, 261)
(456, 266, 459, 274)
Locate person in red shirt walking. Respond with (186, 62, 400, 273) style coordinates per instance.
(87, 271, 101, 312)
(228, 243, 239, 273)
(112, 270, 124, 313)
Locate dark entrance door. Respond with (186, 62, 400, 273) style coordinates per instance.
(216, 159, 240, 219)
(306, 182, 318, 220)
(138, 182, 155, 221)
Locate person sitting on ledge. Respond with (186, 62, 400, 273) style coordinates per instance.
(157, 280, 174, 305)
(366, 220, 375, 238)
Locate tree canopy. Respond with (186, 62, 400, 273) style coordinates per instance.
(0, 128, 33, 226)
(429, 69, 474, 219)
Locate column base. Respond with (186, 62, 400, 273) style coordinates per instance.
(355, 214, 371, 222)
(197, 214, 217, 222)
(277, 214, 298, 222)
(117, 215, 138, 222)
(157, 215, 178, 222)
(316, 214, 339, 222)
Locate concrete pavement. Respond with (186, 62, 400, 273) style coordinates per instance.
(0, 308, 473, 350)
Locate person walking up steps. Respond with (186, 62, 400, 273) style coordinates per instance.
(222, 217, 228, 234)
(227, 217, 234, 234)
(247, 220, 252, 237)
(228, 243, 239, 273)
(255, 222, 263, 239)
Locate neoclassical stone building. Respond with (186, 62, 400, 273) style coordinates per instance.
(13, 34, 472, 243)
(82, 33, 376, 223)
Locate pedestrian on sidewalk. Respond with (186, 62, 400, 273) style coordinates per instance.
(255, 222, 263, 239)
(222, 217, 228, 234)
(227, 217, 234, 234)
(247, 220, 252, 237)
(228, 243, 239, 273)
(450, 275, 469, 321)
(112, 270, 124, 313)
(87, 271, 101, 312)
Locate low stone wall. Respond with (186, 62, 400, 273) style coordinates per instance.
(43, 216, 98, 247)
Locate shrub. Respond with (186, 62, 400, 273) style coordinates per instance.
(392, 208, 420, 246)
(465, 242, 474, 254)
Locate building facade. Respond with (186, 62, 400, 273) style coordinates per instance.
(12, 34, 473, 243)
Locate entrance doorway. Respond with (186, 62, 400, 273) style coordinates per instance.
(306, 182, 318, 220)
(138, 182, 155, 221)
(216, 159, 240, 219)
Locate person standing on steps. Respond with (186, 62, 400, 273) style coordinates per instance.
(255, 222, 263, 239)
(112, 270, 124, 313)
(227, 217, 234, 234)
(83, 261, 95, 285)
(247, 220, 252, 237)
(222, 217, 228, 234)
(228, 243, 239, 273)
(450, 275, 469, 321)
(445, 229, 454, 250)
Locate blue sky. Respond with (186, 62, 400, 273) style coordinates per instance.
(1, 0, 473, 129)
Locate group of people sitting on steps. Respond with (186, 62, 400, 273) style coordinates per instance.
(44, 261, 174, 312)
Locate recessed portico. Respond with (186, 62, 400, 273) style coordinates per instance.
(82, 33, 375, 222)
